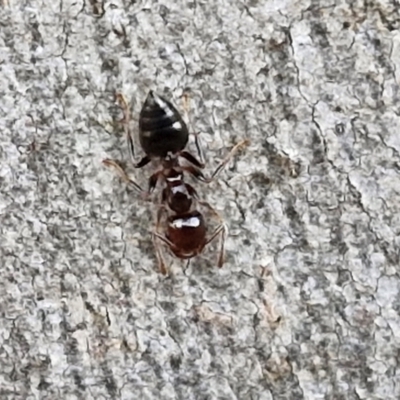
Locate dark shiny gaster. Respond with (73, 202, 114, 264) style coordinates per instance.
(139, 91, 189, 158)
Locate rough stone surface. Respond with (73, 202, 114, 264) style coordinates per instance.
(1, 1, 400, 399)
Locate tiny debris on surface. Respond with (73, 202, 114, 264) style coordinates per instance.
(1, 1, 400, 399)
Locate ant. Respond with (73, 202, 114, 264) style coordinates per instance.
(103, 91, 248, 275)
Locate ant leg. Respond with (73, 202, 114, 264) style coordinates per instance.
(104, 158, 161, 200)
(182, 92, 206, 167)
(102, 159, 144, 193)
(180, 150, 204, 169)
(205, 224, 226, 268)
(199, 200, 227, 268)
(153, 232, 175, 249)
(181, 164, 207, 182)
(182, 140, 249, 183)
(205, 139, 249, 183)
(152, 236, 169, 275)
(115, 93, 150, 169)
(148, 171, 162, 195)
(152, 207, 170, 275)
(135, 155, 151, 169)
(115, 93, 135, 162)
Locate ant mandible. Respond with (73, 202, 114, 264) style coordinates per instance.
(103, 90, 248, 275)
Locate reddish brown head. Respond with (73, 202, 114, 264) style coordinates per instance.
(166, 211, 206, 259)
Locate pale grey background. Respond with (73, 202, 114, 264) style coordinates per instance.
(1, 1, 400, 399)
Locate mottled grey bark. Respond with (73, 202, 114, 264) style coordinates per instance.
(1, 1, 399, 399)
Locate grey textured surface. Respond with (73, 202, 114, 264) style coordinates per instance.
(1, 1, 400, 399)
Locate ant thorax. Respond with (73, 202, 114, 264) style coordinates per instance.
(163, 168, 193, 214)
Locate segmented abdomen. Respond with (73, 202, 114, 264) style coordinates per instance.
(139, 91, 189, 158)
